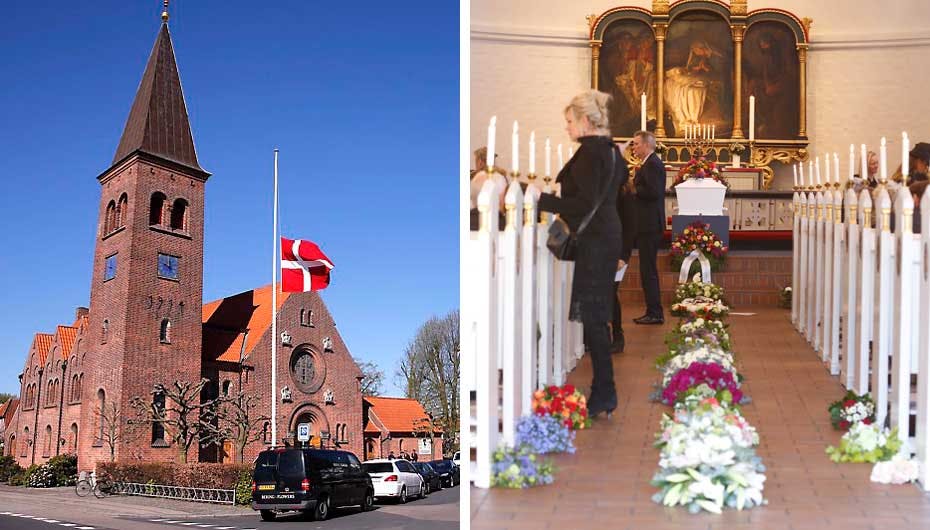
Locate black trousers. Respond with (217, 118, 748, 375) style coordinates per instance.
(637, 231, 663, 318)
(583, 318, 615, 405)
(610, 281, 623, 342)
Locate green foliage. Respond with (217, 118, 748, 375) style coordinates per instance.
(234, 468, 253, 505)
(826, 426, 902, 463)
(0, 455, 24, 482)
(9, 464, 39, 486)
(97, 461, 252, 490)
(45, 454, 77, 486)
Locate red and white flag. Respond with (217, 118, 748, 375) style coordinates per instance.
(281, 237, 334, 292)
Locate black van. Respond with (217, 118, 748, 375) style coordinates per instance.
(251, 448, 374, 521)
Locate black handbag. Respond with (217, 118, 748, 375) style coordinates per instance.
(546, 149, 618, 261)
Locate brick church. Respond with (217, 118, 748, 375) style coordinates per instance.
(4, 17, 374, 470)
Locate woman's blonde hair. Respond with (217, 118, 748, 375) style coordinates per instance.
(565, 90, 612, 136)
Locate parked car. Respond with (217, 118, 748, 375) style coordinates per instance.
(429, 459, 460, 487)
(362, 459, 426, 503)
(452, 451, 461, 467)
(413, 462, 442, 494)
(251, 448, 374, 522)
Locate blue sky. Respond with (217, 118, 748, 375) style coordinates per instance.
(0, 1, 459, 396)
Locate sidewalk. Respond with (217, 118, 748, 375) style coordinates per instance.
(471, 306, 930, 530)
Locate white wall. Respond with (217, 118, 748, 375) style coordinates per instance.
(471, 0, 930, 189)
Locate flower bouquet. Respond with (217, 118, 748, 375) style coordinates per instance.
(652, 397, 765, 513)
(778, 286, 792, 309)
(491, 445, 555, 488)
(825, 423, 902, 463)
(660, 346, 738, 388)
(870, 454, 920, 484)
(664, 317, 731, 353)
(532, 384, 591, 430)
(672, 157, 729, 189)
(828, 391, 876, 430)
(515, 414, 576, 454)
(662, 361, 745, 406)
(669, 222, 729, 273)
(671, 297, 730, 320)
(674, 275, 727, 304)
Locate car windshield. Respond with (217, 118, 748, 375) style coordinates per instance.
(362, 462, 393, 474)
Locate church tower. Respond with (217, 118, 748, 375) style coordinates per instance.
(78, 11, 209, 468)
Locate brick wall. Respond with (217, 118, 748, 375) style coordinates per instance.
(471, 0, 930, 190)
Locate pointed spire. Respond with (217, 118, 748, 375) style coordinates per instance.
(111, 21, 206, 175)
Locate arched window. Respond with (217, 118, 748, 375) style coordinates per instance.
(170, 198, 188, 230)
(46, 380, 54, 406)
(160, 319, 171, 344)
(44, 425, 52, 457)
(7, 435, 14, 457)
(299, 309, 306, 326)
(101, 319, 109, 344)
(96, 389, 106, 442)
(149, 192, 167, 225)
(117, 193, 128, 228)
(70, 423, 78, 453)
(104, 200, 117, 235)
(262, 422, 270, 444)
(71, 374, 79, 402)
(151, 391, 166, 445)
(21, 427, 29, 457)
(221, 380, 231, 396)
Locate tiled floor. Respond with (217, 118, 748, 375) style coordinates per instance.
(471, 306, 930, 530)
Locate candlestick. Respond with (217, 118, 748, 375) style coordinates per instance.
(824, 153, 830, 186)
(711, 125, 715, 141)
(529, 131, 536, 175)
(860, 143, 867, 181)
(880, 136, 887, 182)
(511, 121, 519, 175)
(557, 143, 563, 169)
(487, 116, 497, 169)
(793, 164, 798, 187)
(799, 162, 805, 187)
(833, 152, 840, 187)
(849, 144, 855, 183)
(809, 160, 814, 188)
(748, 95, 756, 142)
(641, 93, 647, 130)
(815, 156, 821, 186)
(903, 131, 909, 179)
(545, 138, 551, 178)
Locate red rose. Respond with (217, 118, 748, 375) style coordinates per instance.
(562, 383, 575, 396)
(564, 418, 574, 429)
(551, 397, 563, 411)
(580, 408, 588, 418)
(839, 420, 849, 429)
(547, 385, 559, 396)
(844, 399, 856, 407)
(862, 418, 872, 425)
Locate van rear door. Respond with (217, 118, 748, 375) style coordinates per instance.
(252, 450, 306, 505)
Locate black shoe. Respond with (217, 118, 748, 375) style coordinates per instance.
(633, 315, 664, 325)
(588, 393, 618, 419)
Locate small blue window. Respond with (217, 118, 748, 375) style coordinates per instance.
(157, 253, 179, 280)
(104, 254, 117, 281)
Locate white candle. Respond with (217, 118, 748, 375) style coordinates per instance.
(809, 160, 814, 186)
(748, 95, 756, 141)
(568, 147, 573, 159)
(903, 131, 909, 178)
(711, 125, 715, 141)
(685, 124, 691, 140)
(849, 144, 855, 182)
(641, 92, 647, 130)
(487, 116, 497, 169)
(529, 131, 536, 175)
(557, 143, 563, 169)
(833, 153, 840, 185)
(824, 153, 830, 185)
(793, 164, 798, 187)
(511, 121, 519, 174)
(880, 136, 887, 181)
(815, 156, 821, 186)
(703, 124, 707, 140)
(799, 161, 805, 186)
(545, 138, 551, 177)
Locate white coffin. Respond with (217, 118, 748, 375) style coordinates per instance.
(674, 178, 727, 216)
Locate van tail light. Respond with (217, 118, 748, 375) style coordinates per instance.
(384, 474, 398, 482)
(301, 478, 311, 491)
(251, 481, 256, 493)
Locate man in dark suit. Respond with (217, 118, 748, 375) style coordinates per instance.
(631, 130, 665, 324)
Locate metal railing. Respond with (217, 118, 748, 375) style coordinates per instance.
(116, 482, 236, 505)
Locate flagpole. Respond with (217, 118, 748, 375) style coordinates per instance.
(271, 148, 279, 447)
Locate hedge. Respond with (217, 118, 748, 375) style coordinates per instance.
(96, 462, 254, 504)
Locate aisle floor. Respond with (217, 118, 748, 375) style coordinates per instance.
(470, 306, 930, 530)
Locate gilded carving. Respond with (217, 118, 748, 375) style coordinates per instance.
(730, 0, 748, 16)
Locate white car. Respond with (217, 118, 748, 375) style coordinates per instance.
(362, 459, 426, 503)
(452, 451, 461, 467)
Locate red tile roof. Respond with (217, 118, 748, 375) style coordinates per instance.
(1, 399, 16, 423)
(0, 401, 7, 418)
(364, 397, 442, 434)
(32, 333, 54, 365)
(56, 325, 78, 360)
(202, 283, 291, 363)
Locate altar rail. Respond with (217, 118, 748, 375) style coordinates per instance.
(462, 179, 583, 489)
(792, 183, 930, 489)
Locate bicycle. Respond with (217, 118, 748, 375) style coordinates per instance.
(74, 472, 117, 499)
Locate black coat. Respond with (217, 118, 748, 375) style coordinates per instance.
(538, 135, 628, 322)
(634, 152, 667, 234)
(616, 184, 637, 262)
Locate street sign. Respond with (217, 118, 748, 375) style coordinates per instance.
(297, 423, 310, 442)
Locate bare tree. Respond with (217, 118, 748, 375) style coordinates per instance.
(215, 392, 270, 464)
(396, 310, 460, 453)
(129, 379, 222, 464)
(94, 401, 139, 462)
(356, 359, 385, 397)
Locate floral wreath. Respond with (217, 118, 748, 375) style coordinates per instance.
(672, 156, 729, 188)
(669, 221, 729, 272)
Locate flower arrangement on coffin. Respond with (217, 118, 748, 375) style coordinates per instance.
(778, 286, 792, 309)
(671, 297, 730, 320)
(651, 397, 765, 513)
(662, 361, 745, 406)
(870, 454, 921, 484)
(825, 423, 902, 463)
(491, 446, 555, 488)
(828, 390, 876, 430)
(532, 384, 591, 430)
(672, 157, 729, 189)
(515, 414, 576, 455)
(669, 222, 729, 273)
(674, 275, 727, 304)
(660, 346, 739, 388)
(663, 317, 731, 355)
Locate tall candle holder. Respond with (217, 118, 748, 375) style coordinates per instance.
(684, 129, 716, 159)
(527, 172, 537, 182)
(510, 171, 520, 183)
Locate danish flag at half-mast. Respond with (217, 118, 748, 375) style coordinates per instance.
(281, 237, 334, 292)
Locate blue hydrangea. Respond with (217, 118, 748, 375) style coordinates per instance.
(515, 414, 576, 454)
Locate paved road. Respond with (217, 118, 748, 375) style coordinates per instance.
(0, 484, 458, 530)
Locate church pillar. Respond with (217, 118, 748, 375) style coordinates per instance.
(654, 24, 667, 137)
(798, 44, 808, 138)
(590, 40, 602, 91)
(731, 25, 746, 139)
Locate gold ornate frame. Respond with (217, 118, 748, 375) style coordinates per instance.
(588, 0, 811, 189)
